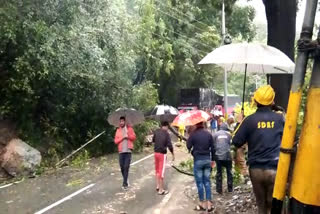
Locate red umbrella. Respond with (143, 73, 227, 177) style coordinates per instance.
(171, 110, 211, 127)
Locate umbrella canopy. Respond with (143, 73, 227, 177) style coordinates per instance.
(198, 43, 295, 73)
(198, 43, 295, 110)
(146, 104, 179, 122)
(108, 108, 144, 127)
(172, 110, 210, 127)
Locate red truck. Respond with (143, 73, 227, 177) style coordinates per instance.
(178, 88, 241, 115)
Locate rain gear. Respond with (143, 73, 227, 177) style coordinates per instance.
(114, 125, 136, 152)
(212, 123, 232, 161)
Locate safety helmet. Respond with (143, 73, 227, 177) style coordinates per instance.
(253, 85, 275, 106)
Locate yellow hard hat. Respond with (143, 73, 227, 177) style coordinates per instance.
(253, 85, 275, 106)
(219, 117, 225, 122)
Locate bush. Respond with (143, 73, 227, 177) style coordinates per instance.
(133, 120, 159, 152)
(71, 150, 90, 168)
(179, 158, 194, 174)
(233, 166, 244, 186)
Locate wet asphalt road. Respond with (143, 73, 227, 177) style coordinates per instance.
(0, 149, 196, 214)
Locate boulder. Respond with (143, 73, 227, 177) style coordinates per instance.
(0, 120, 16, 146)
(0, 167, 10, 180)
(1, 139, 41, 176)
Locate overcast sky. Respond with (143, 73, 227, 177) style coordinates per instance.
(238, 0, 319, 33)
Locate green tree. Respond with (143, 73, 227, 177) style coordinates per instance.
(0, 0, 145, 157)
(135, 0, 257, 106)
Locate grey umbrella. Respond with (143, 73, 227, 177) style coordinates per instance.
(107, 108, 144, 127)
(146, 104, 179, 122)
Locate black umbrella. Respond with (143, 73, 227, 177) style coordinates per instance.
(146, 104, 179, 122)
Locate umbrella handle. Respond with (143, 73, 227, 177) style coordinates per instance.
(241, 108, 245, 118)
(241, 63, 246, 118)
(242, 64, 247, 113)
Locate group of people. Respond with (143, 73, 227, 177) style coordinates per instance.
(113, 85, 284, 214)
(114, 117, 174, 194)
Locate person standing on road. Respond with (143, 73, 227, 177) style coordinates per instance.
(226, 115, 236, 132)
(233, 85, 284, 214)
(187, 122, 215, 212)
(114, 116, 136, 190)
(233, 113, 249, 178)
(210, 116, 218, 134)
(213, 122, 233, 194)
(178, 124, 185, 143)
(152, 121, 175, 195)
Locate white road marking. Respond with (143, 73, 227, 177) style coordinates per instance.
(34, 153, 154, 213)
(0, 178, 24, 189)
(159, 191, 172, 207)
(0, 183, 13, 189)
(34, 183, 95, 214)
(130, 154, 154, 166)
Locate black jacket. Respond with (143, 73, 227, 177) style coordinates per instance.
(187, 128, 215, 161)
(152, 129, 173, 154)
(232, 107, 285, 169)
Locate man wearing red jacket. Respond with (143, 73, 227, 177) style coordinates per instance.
(114, 116, 136, 190)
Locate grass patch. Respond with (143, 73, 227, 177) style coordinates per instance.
(71, 150, 90, 168)
(66, 178, 84, 187)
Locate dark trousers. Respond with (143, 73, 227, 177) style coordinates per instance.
(119, 153, 132, 187)
(216, 160, 233, 193)
(249, 168, 276, 214)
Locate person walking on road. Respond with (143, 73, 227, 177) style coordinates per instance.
(213, 122, 233, 194)
(187, 122, 215, 212)
(152, 121, 175, 195)
(233, 85, 285, 214)
(114, 116, 136, 190)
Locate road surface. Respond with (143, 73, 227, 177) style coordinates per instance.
(0, 148, 199, 214)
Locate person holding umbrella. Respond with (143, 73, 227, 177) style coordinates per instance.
(187, 121, 215, 212)
(232, 85, 285, 214)
(173, 110, 213, 211)
(108, 108, 144, 190)
(152, 121, 175, 195)
(114, 116, 137, 190)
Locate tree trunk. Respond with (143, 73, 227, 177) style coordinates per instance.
(263, 0, 297, 110)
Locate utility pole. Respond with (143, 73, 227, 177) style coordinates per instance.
(271, 0, 319, 213)
(222, 0, 228, 119)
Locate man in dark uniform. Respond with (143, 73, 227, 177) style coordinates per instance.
(233, 85, 285, 214)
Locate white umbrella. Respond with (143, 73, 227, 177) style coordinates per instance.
(198, 43, 295, 110)
(108, 108, 144, 127)
(146, 104, 179, 122)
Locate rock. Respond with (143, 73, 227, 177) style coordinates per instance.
(175, 143, 182, 147)
(1, 139, 41, 176)
(0, 167, 11, 181)
(0, 120, 16, 146)
(232, 195, 239, 200)
(144, 134, 153, 146)
(234, 186, 241, 191)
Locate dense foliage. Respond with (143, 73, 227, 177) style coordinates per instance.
(0, 0, 256, 163)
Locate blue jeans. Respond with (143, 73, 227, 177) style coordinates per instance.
(193, 159, 212, 201)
